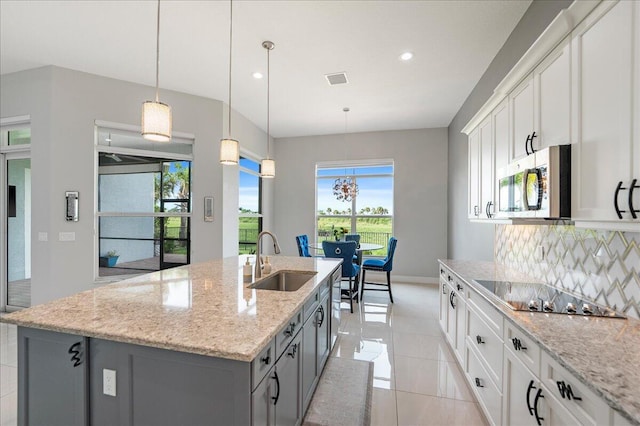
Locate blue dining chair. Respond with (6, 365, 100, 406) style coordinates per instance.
(322, 240, 360, 313)
(360, 237, 397, 302)
(345, 234, 361, 263)
(296, 234, 312, 257)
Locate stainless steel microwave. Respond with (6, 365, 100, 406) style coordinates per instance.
(496, 145, 571, 219)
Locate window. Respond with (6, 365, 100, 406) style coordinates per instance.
(239, 157, 262, 254)
(316, 162, 393, 255)
(96, 126, 193, 278)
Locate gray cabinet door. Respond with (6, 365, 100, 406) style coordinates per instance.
(317, 296, 330, 373)
(274, 331, 302, 426)
(302, 313, 318, 413)
(17, 327, 88, 426)
(252, 372, 276, 426)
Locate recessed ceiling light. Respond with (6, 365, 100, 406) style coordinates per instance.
(253, 72, 263, 79)
(400, 52, 413, 61)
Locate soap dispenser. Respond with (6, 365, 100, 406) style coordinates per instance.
(263, 256, 272, 274)
(243, 258, 252, 281)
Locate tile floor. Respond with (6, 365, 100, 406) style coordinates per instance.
(334, 282, 487, 425)
(0, 282, 487, 426)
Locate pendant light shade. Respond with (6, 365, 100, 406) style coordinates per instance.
(142, 0, 172, 142)
(220, 138, 239, 165)
(260, 158, 276, 178)
(142, 101, 172, 142)
(220, 0, 239, 165)
(260, 40, 275, 179)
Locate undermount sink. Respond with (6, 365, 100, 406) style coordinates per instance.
(249, 270, 317, 292)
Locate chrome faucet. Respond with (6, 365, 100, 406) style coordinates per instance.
(255, 231, 281, 278)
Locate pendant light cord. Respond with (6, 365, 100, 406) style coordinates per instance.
(266, 46, 270, 159)
(228, 0, 233, 137)
(155, 0, 161, 103)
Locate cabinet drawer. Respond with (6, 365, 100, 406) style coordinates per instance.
(251, 339, 276, 391)
(275, 310, 303, 360)
(466, 305, 503, 389)
(304, 290, 320, 322)
(465, 287, 502, 337)
(540, 352, 611, 426)
(319, 279, 330, 301)
(466, 344, 502, 426)
(504, 321, 540, 377)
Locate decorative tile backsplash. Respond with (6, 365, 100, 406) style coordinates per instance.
(495, 225, 640, 319)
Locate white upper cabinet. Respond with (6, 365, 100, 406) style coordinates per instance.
(534, 35, 571, 150)
(468, 128, 481, 219)
(509, 75, 535, 161)
(571, 0, 638, 224)
(479, 116, 494, 218)
(493, 99, 510, 218)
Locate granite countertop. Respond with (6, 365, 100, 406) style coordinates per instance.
(439, 259, 640, 425)
(1, 256, 341, 362)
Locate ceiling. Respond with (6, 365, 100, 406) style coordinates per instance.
(0, 0, 531, 138)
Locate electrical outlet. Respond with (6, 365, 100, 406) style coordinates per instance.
(59, 232, 75, 242)
(103, 369, 116, 397)
(536, 245, 545, 261)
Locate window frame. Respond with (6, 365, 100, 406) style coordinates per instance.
(238, 155, 263, 254)
(315, 160, 394, 256)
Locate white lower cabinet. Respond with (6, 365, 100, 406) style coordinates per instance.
(466, 344, 502, 426)
(503, 348, 580, 426)
(540, 352, 611, 426)
(438, 262, 628, 426)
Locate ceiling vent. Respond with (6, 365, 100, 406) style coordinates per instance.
(325, 72, 348, 86)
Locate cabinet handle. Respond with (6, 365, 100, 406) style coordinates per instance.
(475, 377, 484, 388)
(284, 322, 296, 337)
(473, 205, 479, 217)
(525, 134, 531, 155)
(629, 179, 639, 219)
(556, 380, 582, 401)
(448, 275, 452, 282)
(485, 201, 494, 218)
(68, 342, 83, 367)
(271, 371, 280, 405)
(317, 305, 325, 328)
(526, 380, 536, 416)
(525, 132, 537, 155)
(261, 355, 271, 365)
(457, 283, 463, 291)
(476, 335, 485, 345)
(287, 343, 298, 359)
(450, 291, 456, 309)
(512, 337, 527, 351)
(533, 388, 545, 425)
(614, 181, 627, 219)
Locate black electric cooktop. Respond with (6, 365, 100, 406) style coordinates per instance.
(473, 280, 625, 318)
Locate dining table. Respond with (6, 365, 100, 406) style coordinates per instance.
(310, 241, 383, 265)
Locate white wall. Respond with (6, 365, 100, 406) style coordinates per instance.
(1, 66, 271, 305)
(273, 128, 448, 280)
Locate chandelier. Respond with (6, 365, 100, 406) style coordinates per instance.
(333, 176, 358, 202)
(332, 107, 358, 202)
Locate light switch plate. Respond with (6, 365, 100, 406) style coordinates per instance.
(59, 232, 75, 241)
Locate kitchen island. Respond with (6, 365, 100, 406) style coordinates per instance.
(1, 255, 342, 425)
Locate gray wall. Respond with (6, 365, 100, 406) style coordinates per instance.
(1, 66, 270, 305)
(447, 0, 573, 261)
(273, 128, 448, 280)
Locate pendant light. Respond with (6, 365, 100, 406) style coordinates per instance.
(260, 41, 275, 179)
(332, 107, 358, 202)
(141, 0, 172, 142)
(220, 0, 239, 165)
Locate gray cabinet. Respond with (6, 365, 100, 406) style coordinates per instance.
(17, 327, 88, 426)
(89, 338, 251, 426)
(253, 369, 277, 426)
(274, 331, 303, 426)
(301, 290, 331, 414)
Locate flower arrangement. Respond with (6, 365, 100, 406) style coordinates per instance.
(332, 225, 349, 241)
